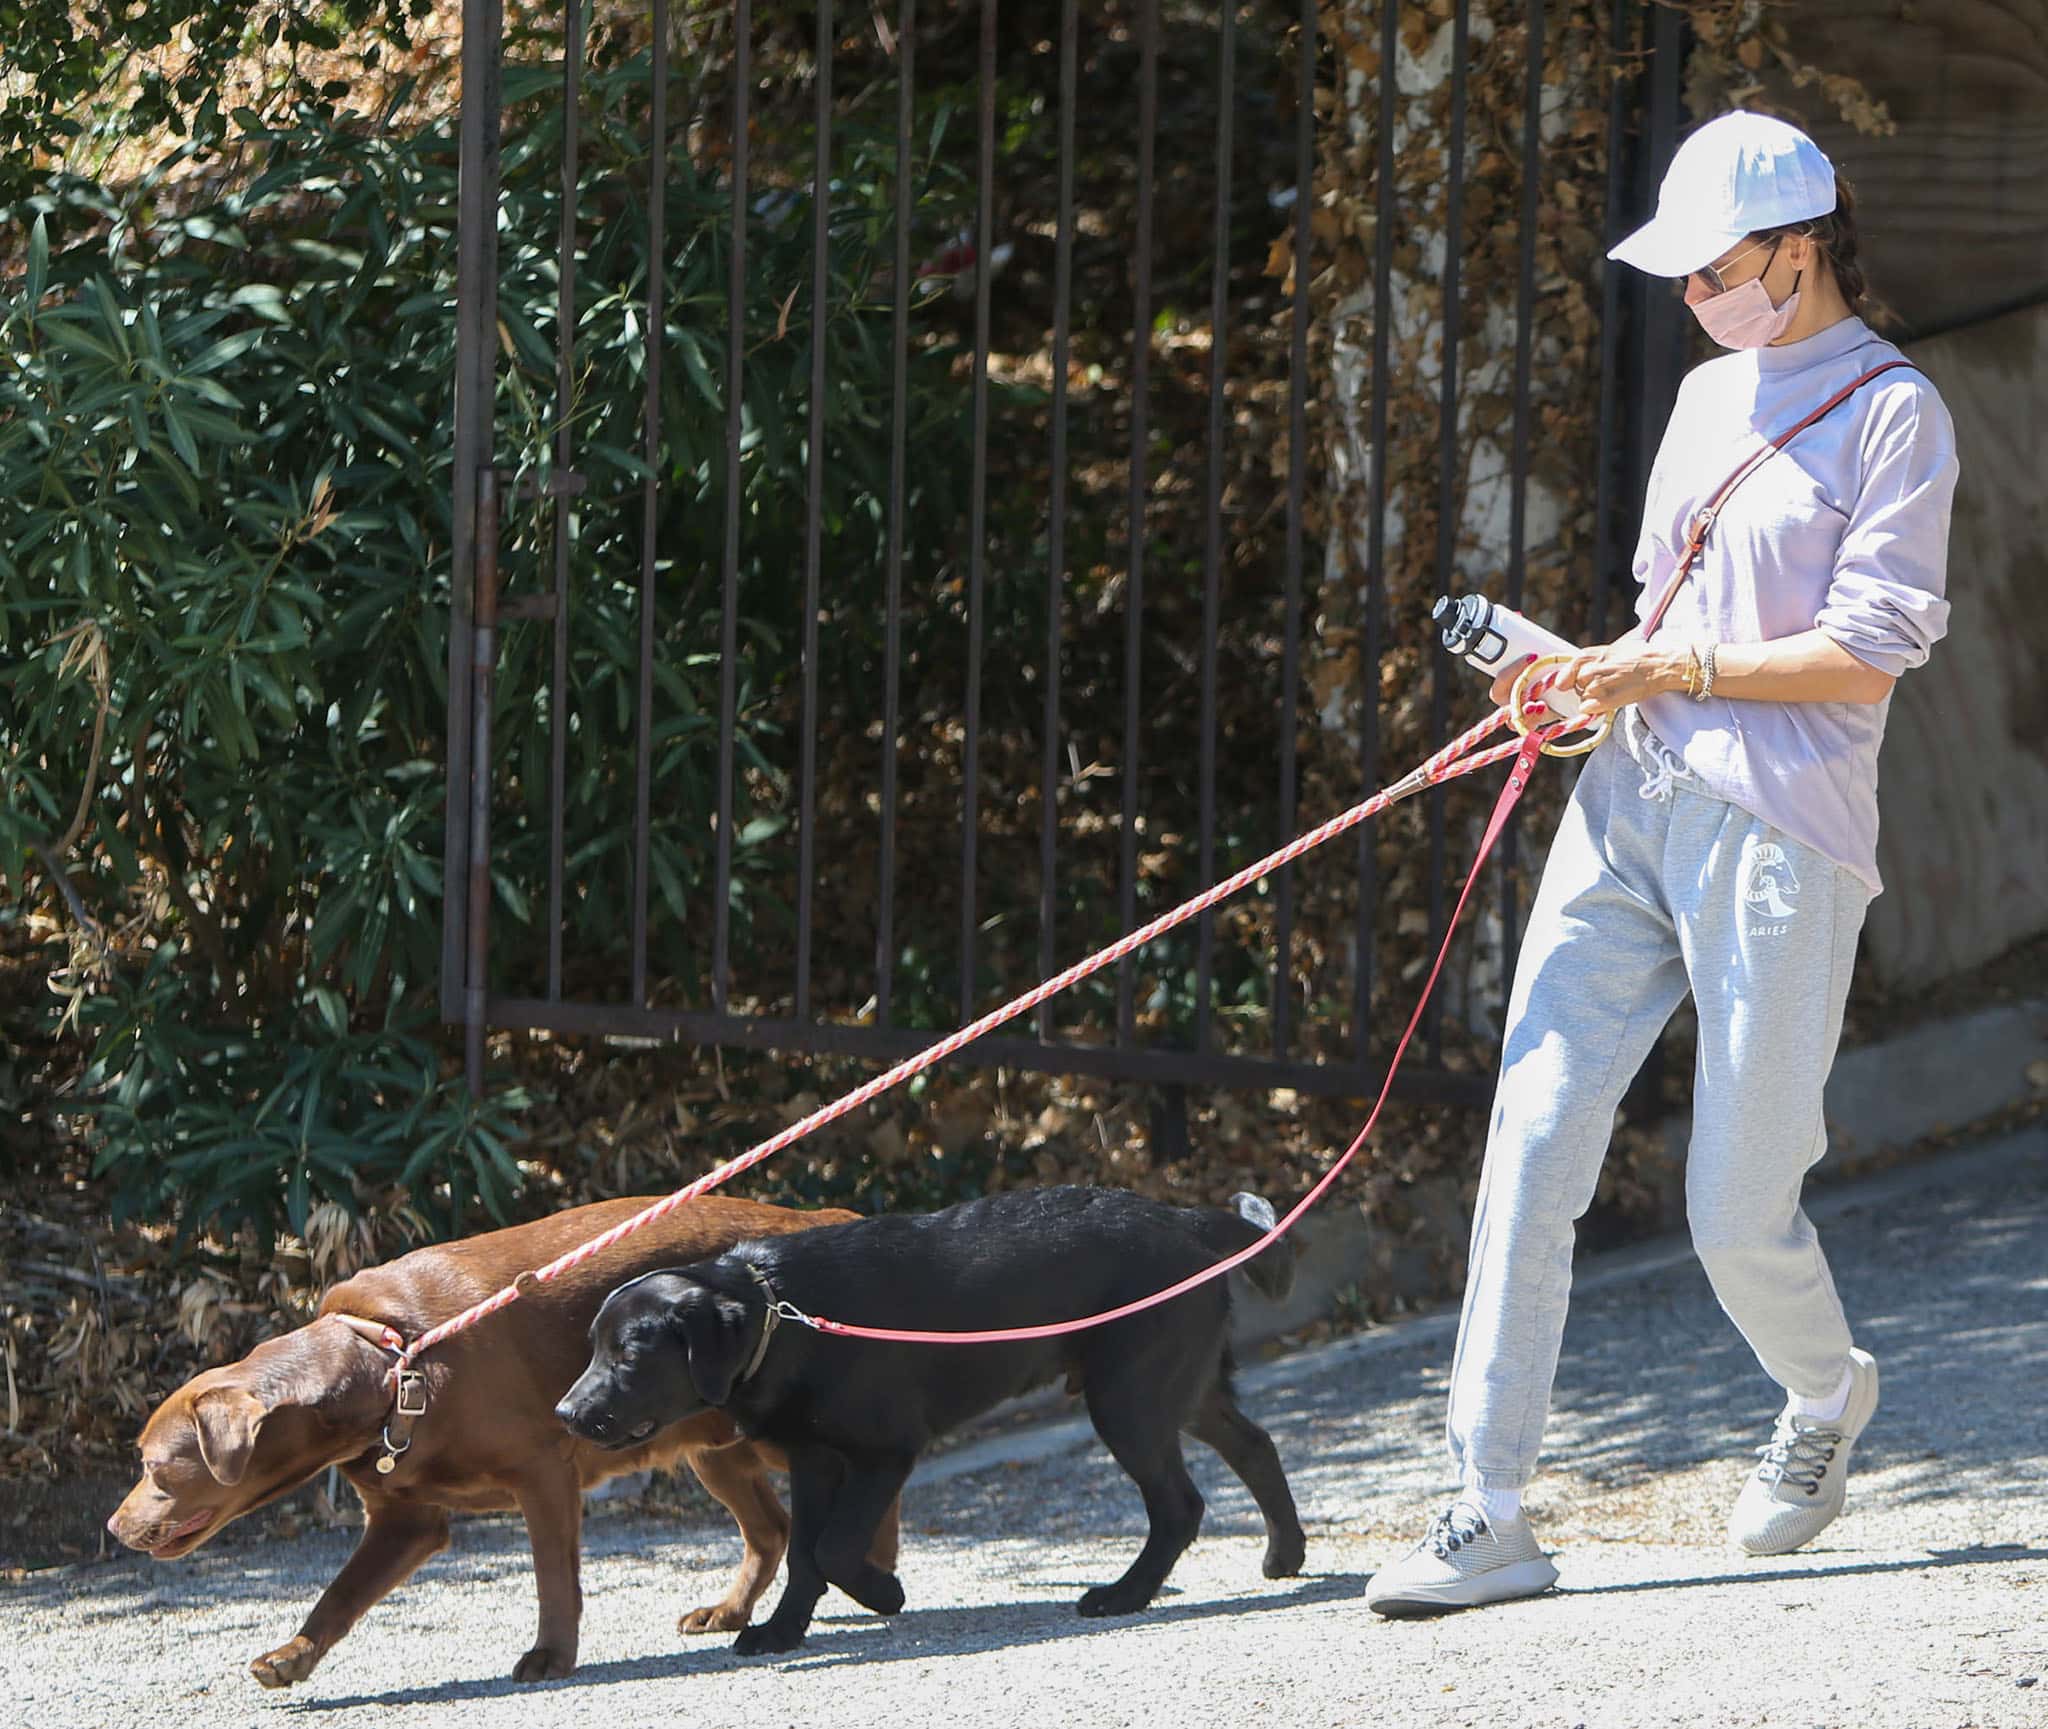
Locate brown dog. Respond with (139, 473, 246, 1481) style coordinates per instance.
(107, 1195, 897, 1688)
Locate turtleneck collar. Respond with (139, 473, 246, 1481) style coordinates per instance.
(1755, 312, 1877, 375)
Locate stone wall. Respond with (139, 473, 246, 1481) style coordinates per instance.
(1867, 305, 2048, 986)
(1765, 0, 2048, 985)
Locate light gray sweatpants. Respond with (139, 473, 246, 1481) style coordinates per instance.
(1447, 712, 1871, 1491)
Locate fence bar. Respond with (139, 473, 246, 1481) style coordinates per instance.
(1499, 0, 1545, 977)
(455, 0, 1628, 1110)
(1625, 1, 1688, 1126)
(1274, 0, 1314, 1060)
(442, 0, 503, 1025)
(484, 994, 1492, 1108)
(960, 0, 997, 1022)
(1038, 0, 1078, 1045)
(465, 466, 502, 1093)
(1194, 0, 1236, 1054)
(1591, 0, 1632, 645)
(796, 0, 832, 1020)
(546, 0, 586, 1003)
(877, 0, 914, 1027)
(1638, 2, 1687, 503)
(1423, 0, 1470, 1060)
(629, 0, 668, 1008)
(1116, 0, 1160, 1048)
(1355, 0, 1397, 1064)
(712, 0, 752, 1014)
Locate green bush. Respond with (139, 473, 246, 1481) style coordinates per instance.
(1, 65, 987, 1242)
(0, 0, 425, 208)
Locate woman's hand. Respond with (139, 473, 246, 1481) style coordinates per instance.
(1488, 628, 1898, 716)
(1551, 635, 1689, 717)
(1487, 629, 1686, 718)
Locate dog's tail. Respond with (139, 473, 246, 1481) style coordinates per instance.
(1197, 1192, 1296, 1304)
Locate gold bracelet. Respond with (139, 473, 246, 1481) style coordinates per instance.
(1681, 646, 1702, 700)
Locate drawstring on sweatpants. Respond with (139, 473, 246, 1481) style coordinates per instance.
(1623, 708, 1692, 804)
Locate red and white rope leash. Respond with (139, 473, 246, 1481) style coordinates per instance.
(395, 695, 1589, 1375)
(796, 722, 1554, 1345)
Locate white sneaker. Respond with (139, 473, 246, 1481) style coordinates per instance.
(1365, 1501, 1559, 1617)
(1729, 1348, 1879, 1557)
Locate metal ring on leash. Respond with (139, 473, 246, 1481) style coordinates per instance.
(1508, 655, 1610, 759)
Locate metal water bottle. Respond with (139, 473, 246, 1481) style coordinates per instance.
(1431, 594, 1584, 718)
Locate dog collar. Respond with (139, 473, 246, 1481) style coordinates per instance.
(325, 1312, 428, 1475)
(739, 1265, 786, 1384)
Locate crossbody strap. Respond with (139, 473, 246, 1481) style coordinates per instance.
(1641, 359, 1919, 639)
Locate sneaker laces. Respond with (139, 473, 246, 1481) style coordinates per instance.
(1752, 1416, 1840, 1496)
(1423, 1502, 1490, 1558)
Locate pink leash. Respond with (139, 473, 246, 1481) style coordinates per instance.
(793, 724, 1551, 1344)
(395, 699, 1584, 1376)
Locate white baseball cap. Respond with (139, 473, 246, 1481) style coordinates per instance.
(1607, 111, 1838, 278)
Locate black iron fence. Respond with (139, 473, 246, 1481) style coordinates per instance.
(440, 0, 1686, 1106)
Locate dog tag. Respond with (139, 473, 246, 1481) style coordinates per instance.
(376, 1455, 396, 1475)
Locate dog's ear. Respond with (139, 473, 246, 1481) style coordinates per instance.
(190, 1385, 269, 1486)
(669, 1282, 752, 1408)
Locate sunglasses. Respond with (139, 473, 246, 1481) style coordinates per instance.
(1693, 235, 1782, 297)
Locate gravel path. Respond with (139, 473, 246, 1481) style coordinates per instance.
(13, 1129, 2046, 1729)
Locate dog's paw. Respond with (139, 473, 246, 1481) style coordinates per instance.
(1076, 1582, 1152, 1618)
(249, 1636, 321, 1689)
(511, 1644, 576, 1683)
(844, 1569, 905, 1617)
(732, 1622, 805, 1658)
(1263, 1528, 1307, 1579)
(678, 1601, 750, 1635)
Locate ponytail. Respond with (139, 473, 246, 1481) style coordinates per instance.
(1762, 171, 1866, 306)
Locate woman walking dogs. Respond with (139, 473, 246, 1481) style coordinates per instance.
(1366, 111, 1959, 1616)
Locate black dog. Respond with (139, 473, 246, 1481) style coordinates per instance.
(557, 1185, 1306, 1655)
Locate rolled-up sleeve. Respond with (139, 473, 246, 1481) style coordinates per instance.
(1815, 383, 1959, 678)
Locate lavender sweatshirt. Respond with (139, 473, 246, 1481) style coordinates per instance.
(1632, 315, 1959, 895)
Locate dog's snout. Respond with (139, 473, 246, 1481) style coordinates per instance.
(556, 1391, 618, 1443)
(553, 1382, 650, 1450)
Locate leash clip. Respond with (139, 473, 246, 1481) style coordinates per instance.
(739, 1265, 816, 1383)
(742, 1262, 814, 1330)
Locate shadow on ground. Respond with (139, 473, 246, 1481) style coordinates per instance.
(285, 1571, 1369, 1709)
(15, 1143, 2044, 1674)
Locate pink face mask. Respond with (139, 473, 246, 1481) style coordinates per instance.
(1685, 240, 1802, 349)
